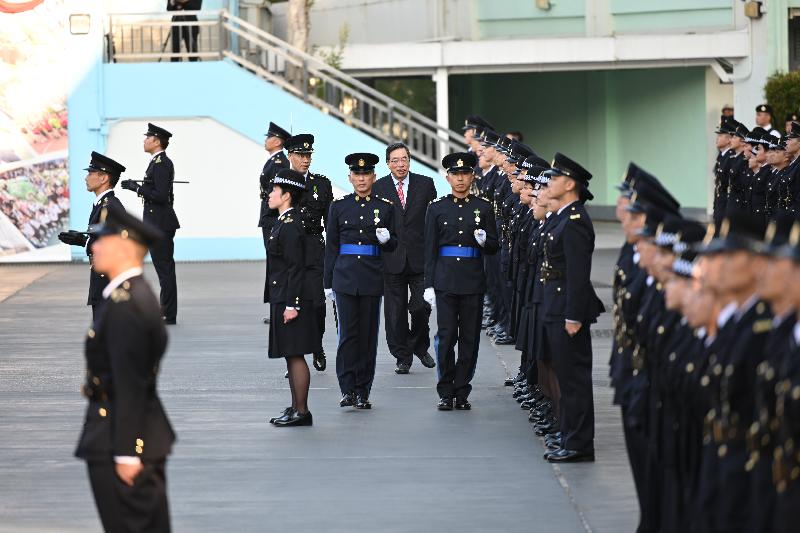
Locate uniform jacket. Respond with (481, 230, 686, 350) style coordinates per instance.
(265, 208, 305, 306)
(372, 172, 437, 275)
(86, 191, 124, 306)
(299, 171, 334, 302)
(324, 193, 397, 296)
(258, 150, 289, 228)
(75, 275, 175, 462)
(424, 194, 498, 294)
(138, 151, 180, 233)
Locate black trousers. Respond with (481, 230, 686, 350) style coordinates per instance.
(544, 321, 594, 452)
(261, 226, 270, 304)
(434, 291, 483, 400)
(334, 293, 381, 396)
(622, 408, 650, 533)
(383, 264, 430, 366)
(87, 460, 170, 533)
(484, 253, 501, 321)
(170, 15, 199, 62)
(150, 229, 177, 321)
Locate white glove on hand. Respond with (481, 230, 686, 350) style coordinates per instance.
(423, 287, 436, 307)
(474, 229, 487, 247)
(375, 227, 390, 244)
(324, 288, 335, 301)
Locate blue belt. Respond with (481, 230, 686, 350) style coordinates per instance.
(340, 244, 380, 256)
(439, 246, 481, 258)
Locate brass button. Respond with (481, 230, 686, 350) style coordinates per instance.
(136, 438, 144, 446)
(135, 446, 143, 454)
(360, 216, 363, 220)
(359, 230, 363, 233)
(456, 258, 461, 262)
(87, 329, 95, 339)
(272, 281, 277, 285)
(686, 362, 695, 373)
(92, 377, 100, 385)
(99, 408, 107, 417)
(357, 256, 361, 259)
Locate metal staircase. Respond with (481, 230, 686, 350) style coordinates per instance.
(106, 10, 465, 169)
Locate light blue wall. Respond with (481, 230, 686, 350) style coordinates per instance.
(68, 59, 438, 260)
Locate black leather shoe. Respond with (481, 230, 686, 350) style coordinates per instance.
(284, 371, 289, 379)
(437, 397, 454, 411)
(454, 398, 471, 410)
(512, 373, 526, 385)
(274, 410, 313, 427)
(355, 395, 372, 409)
(339, 392, 355, 407)
(481, 316, 496, 329)
(273, 407, 296, 425)
(504, 377, 515, 386)
(313, 351, 327, 372)
(543, 447, 562, 460)
(535, 421, 559, 437)
(513, 387, 529, 399)
(417, 352, 436, 368)
(395, 363, 411, 375)
(494, 333, 515, 345)
(546, 449, 595, 463)
(262, 316, 270, 324)
(545, 440, 561, 451)
(269, 407, 292, 424)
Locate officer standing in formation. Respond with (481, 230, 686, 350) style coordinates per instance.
(121, 123, 181, 325)
(424, 152, 498, 410)
(59, 151, 126, 319)
(284, 133, 333, 372)
(75, 203, 175, 532)
(257, 121, 290, 324)
(324, 153, 397, 409)
(372, 142, 438, 374)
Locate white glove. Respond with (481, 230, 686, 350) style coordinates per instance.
(376, 227, 390, 244)
(423, 287, 436, 307)
(324, 288, 335, 301)
(474, 229, 487, 247)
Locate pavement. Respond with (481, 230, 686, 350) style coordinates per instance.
(0, 227, 638, 533)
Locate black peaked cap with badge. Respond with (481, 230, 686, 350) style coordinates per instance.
(759, 213, 796, 256)
(756, 104, 774, 115)
(697, 207, 767, 255)
(85, 151, 126, 177)
(463, 115, 495, 132)
(715, 116, 736, 134)
(545, 152, 594, 201)
(506, 141, 535, 164)
(787, 121, 800, 139)
(266, 122, 291, 141)
(285, 134, 315, 153)
(272, 168, 307, 190)
(144, 123, 172, 141)
(89, 203, 164, 247)
(625, 170, 681, 215)
(442, 152, 478, 173)
(480, 130, 501, 147)
(345, 152, 380, 173)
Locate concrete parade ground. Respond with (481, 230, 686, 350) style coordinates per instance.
(0, 231, 638, 532)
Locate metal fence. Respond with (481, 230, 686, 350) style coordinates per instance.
(105, 10, 465, 169)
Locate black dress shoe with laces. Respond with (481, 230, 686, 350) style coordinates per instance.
(437, 397, 454, 411)
(395, 363, 411, 375)
(274, 410, 313, 427)
(355, 395, 372, 409)
(339, 392, 355, 407)
(494, 333, 515, 345)
(546, 448, 595, 463)
(416, 352, 436, 368)
(269, 407, 292, 424)
(454, 398, 472, 410)
(313, 350, 327, 372)
(272, 407, 296, 425)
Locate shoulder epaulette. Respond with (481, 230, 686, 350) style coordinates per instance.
(430, 196, 446, 204)
(377, 196, 393, 205)
(110, 287, 130, 303)
(310, 173, 328, 179)
(471, 195, 491, 204)
(332, 194, 349, 203)
(155, 155, 162, 164)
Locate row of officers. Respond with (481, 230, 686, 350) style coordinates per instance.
(609, 164, 800, 532)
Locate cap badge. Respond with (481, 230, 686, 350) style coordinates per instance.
(359, 158, 365, 167)
(457, 159, 464, 167)
(303, 142, 309, 148)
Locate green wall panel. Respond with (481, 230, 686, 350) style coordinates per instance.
(473, 0, 585, 38)
(611, 0, 733, 33)
(449, 67, 709, 209)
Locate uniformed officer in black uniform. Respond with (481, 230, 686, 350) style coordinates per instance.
(265, 168, 320, 427)
(258, 121, 291, 324)
(539, 153, 604, 463)
(424, 152, 499, 410)
(59, 151, 126, 320)
(121, 123, 180, 325)
(285, 133, 334, 372)
(324, 153, 397, 409)
(75, 203, 175, 533)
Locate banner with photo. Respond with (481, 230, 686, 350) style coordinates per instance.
(0, 0, 70, 261)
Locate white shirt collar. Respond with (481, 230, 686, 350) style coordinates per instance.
(646, 275, 654, 286)
(545, 211, 552, 219)
(268, 149, 282, 159)
(279, 206, 294, 218)
(734, 294, 759, 322)
(93, 188, 114, 206)
(557, 200, 577, 216)
(720, 148, 729, 156)
(150, 150, 165, 160)
(717, 302, 738, 328)
(102, 267, 144, 299)
(773, 311, 792, 327)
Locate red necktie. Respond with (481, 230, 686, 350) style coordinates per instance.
(396, 180, 406, 208)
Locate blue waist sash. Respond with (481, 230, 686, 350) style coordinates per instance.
(340, 244, 380, 256)
(439, 246, 481, 258)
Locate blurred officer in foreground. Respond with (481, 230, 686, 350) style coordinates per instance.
(121, 123, 180, 325)
(59, 151, 126, 320)
(75, 203, 175, 532)
(424, 152, 498, 411)
(324, 153, 397, 409)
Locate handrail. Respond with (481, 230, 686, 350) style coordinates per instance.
(105, 10, 466, 168)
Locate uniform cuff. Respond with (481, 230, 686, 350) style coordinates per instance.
(114, 456, 142, 465)
(565, 319, 581, 325)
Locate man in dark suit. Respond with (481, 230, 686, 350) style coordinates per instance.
(59, 151, 126, 320)
(372, 142, 438, 374)
(167, 0, 201, 62)
(121, 123, 180, 325)
(539, 153, 604, 463)
(76, 203, 175, 532)
(258, 121, 290, 324)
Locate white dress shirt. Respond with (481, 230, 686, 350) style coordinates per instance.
(392, 173, 409, 205)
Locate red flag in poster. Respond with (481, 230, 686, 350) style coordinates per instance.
(0, 0, 45, 13)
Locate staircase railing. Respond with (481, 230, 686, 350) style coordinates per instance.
(106, 10, 465, 169)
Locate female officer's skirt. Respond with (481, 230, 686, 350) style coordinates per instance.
(268, 300, 322, 358)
